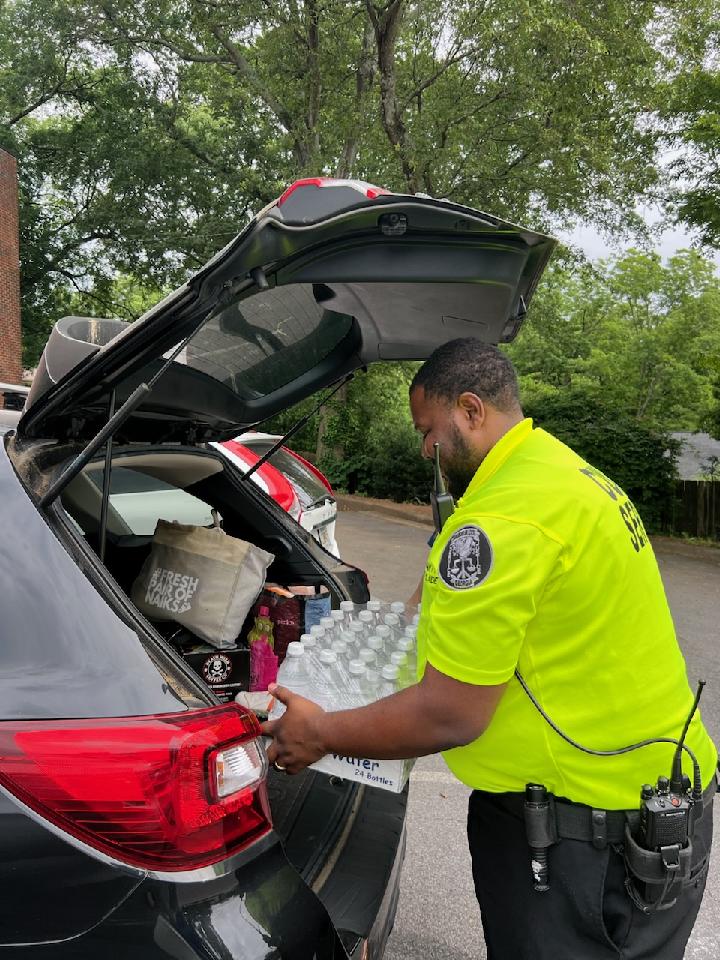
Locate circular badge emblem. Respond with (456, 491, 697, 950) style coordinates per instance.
(438, 525, 493, 590)
(202, 653, 232, 684)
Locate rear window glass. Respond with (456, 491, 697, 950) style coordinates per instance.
(183, 283, 353, 400)
(86, 467, 214, 535)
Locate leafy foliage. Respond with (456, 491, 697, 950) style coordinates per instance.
(524, 387, 679, 531)
(2, 0, 716, 362)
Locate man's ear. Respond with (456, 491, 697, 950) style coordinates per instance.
(457, 392, 486, 428)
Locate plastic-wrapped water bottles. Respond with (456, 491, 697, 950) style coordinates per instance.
(269, 642, 313, 718)
(265, 598, 417, 711)
(366, 598, 384, 624)
(357, 609, 375, 637)
(347, 659, 369, 706)
(358, 647, 378, 669)
(382, 612, 402, 642)
(379, 664, 400, 699)
(331, 638, 349, 661)
(314, 649, 355, 711)
(366, 634, 385, 665)
(339, 599, 356, 619)
(389, 601, 406, 623)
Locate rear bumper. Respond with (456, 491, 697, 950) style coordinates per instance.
(10, 837, 346, 959)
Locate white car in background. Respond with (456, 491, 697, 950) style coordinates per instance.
(216, 433, 339, 556)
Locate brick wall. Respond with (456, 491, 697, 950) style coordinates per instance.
(0, 149, 22, 385)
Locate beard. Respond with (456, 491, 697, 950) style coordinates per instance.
(442, 424, 480, 499)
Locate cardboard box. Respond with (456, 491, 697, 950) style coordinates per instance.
(182, 645, 250, 704)
(310, 753, 414, 793)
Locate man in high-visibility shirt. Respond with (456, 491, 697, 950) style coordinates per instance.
(263, 338, 717, 959)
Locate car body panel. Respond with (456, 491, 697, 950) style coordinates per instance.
(0, 442, 192, 720)
(19, 187, 555, 444)
(217, 435, 339, 556)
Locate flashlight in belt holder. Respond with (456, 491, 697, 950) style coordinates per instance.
(524, 783, 558, 892)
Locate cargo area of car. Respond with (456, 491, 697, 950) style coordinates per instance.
(14, 436, 407, 956)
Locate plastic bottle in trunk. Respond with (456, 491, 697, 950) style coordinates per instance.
(366, 598, 384, 625)
(357, 609, 375, 638)
(379, 664, 400, 699)
(347, 659, 369, 706)
(249, 633, 278, 692)
(358, 648, 378, 670)
(248, 605, 274, 646)
(339, 599, 356, 621)
(364, 667, 381, 701)
(389, 601, 406, 625)
(389, 651, 411, 687)
(314, 649, 354, 711)
(366, 635, 385, 664)
(382, 612, 402, 642)
(269, 642, 312, 718)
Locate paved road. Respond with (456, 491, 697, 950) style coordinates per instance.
(336, 512, 720, 960)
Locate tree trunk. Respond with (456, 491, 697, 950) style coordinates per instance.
(316, 381, 348, 461)
(364, 0, 419, 193)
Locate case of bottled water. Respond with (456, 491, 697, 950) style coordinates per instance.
(264, 598, 419, 792)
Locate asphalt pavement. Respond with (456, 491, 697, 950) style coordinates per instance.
(335, 511, 720, 960)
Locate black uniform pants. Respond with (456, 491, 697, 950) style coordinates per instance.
(467, 790, 713, 959)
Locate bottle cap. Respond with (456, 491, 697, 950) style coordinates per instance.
(259, 606, 270, 616)
(310, 625, 326, 637)
(331, 640, 348, 654)
(367, 600, 382, 612)
(376, 624, 391, 638)
(365, 667, 379, 683)
(340, 600, 355, 611)
(390, 602, 405, 614)
(367, 636, 383, 651)
(358, 648, 377, 665)
(397, 638, 413, 653)
(287, 642, 304, 657)
(348, 659, 366, 675)
(384, 613, 400, 626)
(390, 651, 407, 667)
(319, 649, 338, 664)
(381, 664, 399, 681)
(330, 610, 345, 621)
(320, 617, 335, 629)
(358, 610, 374, 623)
(404, 625, 417, 638)
(301, 634, 317, 648)
(349, 621, 365, 634)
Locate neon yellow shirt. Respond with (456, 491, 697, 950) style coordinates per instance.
(418, 418, 717, 809)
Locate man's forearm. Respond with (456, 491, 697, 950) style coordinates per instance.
(315, 684, 467, 760)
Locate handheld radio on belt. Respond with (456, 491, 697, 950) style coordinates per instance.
(518, 672, 708, 913)
(431, 442, 455, 534)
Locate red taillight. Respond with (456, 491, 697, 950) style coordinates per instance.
(0, 705, 271, 872)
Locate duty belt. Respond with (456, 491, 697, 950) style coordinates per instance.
(553, 776, 717, 850)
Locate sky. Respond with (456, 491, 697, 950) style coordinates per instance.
(558, 208, 720, 268)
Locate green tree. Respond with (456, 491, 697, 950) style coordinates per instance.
(507, 249, 720, 434)
(524, 387, 679, 531)
(3, 0, 717, 364)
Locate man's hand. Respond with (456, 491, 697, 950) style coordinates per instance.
(260, 685, 328, 775)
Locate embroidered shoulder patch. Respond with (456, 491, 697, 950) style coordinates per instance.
(438, 525, 493, 590)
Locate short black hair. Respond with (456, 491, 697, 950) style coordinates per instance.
(410, 338, 521, 413)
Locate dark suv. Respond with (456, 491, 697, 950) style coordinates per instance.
(0, 179, 554, 957)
